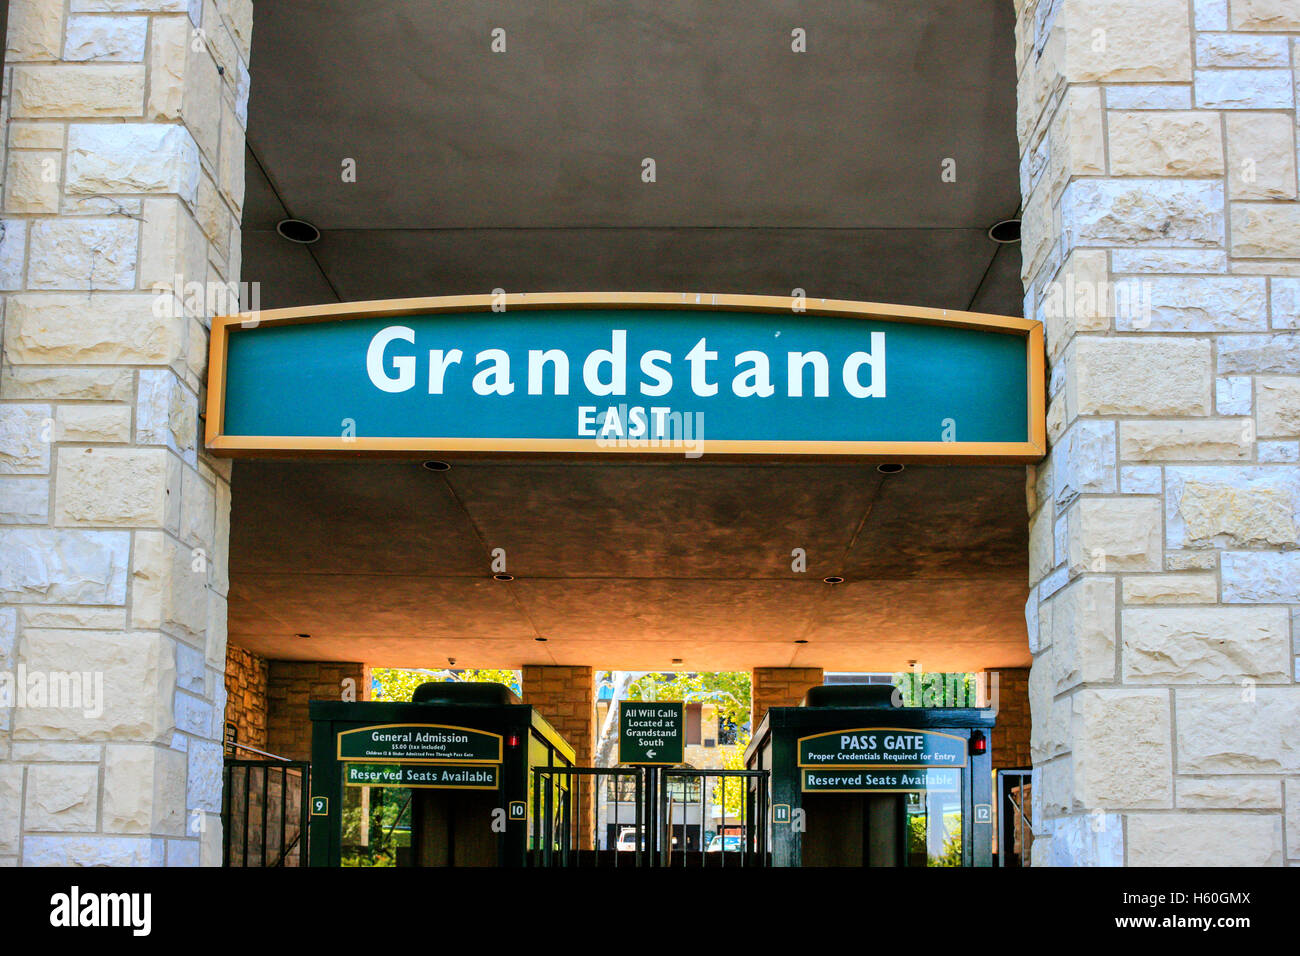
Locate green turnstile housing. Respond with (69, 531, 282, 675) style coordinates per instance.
(744, 684, 995, 867)
(308, 682, 575, 867)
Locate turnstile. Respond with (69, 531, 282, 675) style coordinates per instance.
(308, 682, 575, 867)
(744, 684, 995, 867)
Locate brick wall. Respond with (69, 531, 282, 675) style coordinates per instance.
(989, 668, 1031, 770)
(752, 667, 824, 728)
(223, 644, 268, 754)
(521, 665, 594, 848)
(265, 661, 368, 761)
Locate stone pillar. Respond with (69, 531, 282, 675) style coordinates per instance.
(1015, 0, 1298, 866)
(751, 667, 823, 729)
(521, 665, 594, 846)
(987, 668, 1032, 770)
(264, 660, 368, 761)
(0, 0, 252, 865)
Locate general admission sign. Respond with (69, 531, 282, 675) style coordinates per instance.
(206, 293, 1045, 461)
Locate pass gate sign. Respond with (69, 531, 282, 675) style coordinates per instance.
(797, 728, 968, 768)
(619, 702, 684, 765)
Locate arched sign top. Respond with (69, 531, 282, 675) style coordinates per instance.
(205, 292, 1046, 462)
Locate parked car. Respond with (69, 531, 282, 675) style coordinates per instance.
(706, 834, 745, 852)
(615, 828, 644, 851)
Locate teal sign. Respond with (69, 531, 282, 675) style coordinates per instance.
(210, 297, 1043, 459)
(798, 728, 968, 768)
(619, 702, 684, 765)
(336, 724, 502, 763)
(801, 768, 960, 793)
(344, 763, 499, 790)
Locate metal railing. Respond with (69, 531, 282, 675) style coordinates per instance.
(997, 768, 1033, 867)
(222, 759, 311, 867)
(530, 765, 769, 867)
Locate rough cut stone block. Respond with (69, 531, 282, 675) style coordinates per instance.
(66, 123, 200, 201)
(1167, 465, 1298, 548)
(1127, 813, 1282, 865)
(1117, 275, 1267, 332)
(13, 629, 176, 742)
(1176, 777, 1280, 809)
(22, 834, 164, 867)
(54, 447, 173, 527)
(1226, 112, 1298, 200)
(27, 218, 139, 291)
(0, 366, 135, 402)
(5, 0, 66, 61)
(1062, 0, 1192, 83)
(1068, 498, 1163, 572)
(1123, 606, 1291, 682)
(1073, 689, 1174, 809)
(1218, 334, 1300, 374)
(1103, 85, 1192, 110)
(0, 529, 129, 604)
(1257, 378, 1300, 436)
(1222, 551, 1300, 602)
(63, 15, 148, 61)
(0, 477, 51, 524)
(1062, 179, 1224, 248)
(1231, 202, 1300, 258)
(24, 763, 99, 831)
(4, 151, 61, 214)
(1216, 376, 1252, 415)
(1176, 687, 1300, 772)
(0, 220, 29, 294)
(54, 405, 131, 444)
(1196, 32, 1290, 67)
(0, 404, 52, 474)
(1273, 278, 1300, 329)
(1120, 465, 1162, 495)
(1120, 419, 1253, 461)
(1121, 572, 1218, 605)
(1196, 68, 1295, 108)
(11, 65, 145, 117)
(3, 293, 182, 366)
(1110, 249, 1226, 273)
(1053, 419, 1117, 506)
(1231, 0, 1300, 30)
(1049, 576, 1117, 691)
(102, 744, 187, 835)
(1107, 111, 1224, 177)
(1072, 336, 1212, 415)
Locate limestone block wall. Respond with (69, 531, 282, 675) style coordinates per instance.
(1015, 0, 1299, 866)
(0, 0, 251, 866)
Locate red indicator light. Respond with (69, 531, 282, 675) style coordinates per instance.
(507, 734, 520, 748)
(971, 730, 987, 754)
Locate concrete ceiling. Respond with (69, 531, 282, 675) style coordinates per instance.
(228, 461, 1031, 672)
(229, 1, 1031, 673)
(240, 0, 1024, 312)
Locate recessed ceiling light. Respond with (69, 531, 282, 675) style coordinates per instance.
(822, 575, 845, 585)
(987, 219, 1021, 244)
(794, 639, 809, 644)
(534, 636, 548, 642)
(493, 572, 514, 582)
(422, 460, 451, 472)
(276, 218, 321, 244)
(294, 632, 311, 639)
(671, 658, 683, 665)
(876, 463, 905, 475)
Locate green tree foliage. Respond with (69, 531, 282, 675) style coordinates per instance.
(623, 671, 752, 728)
(370, 668, 521, 702)
(890, 672, 978, 708)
